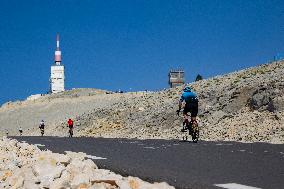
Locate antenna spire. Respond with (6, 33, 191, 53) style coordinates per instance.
(55, 34, 61, 64)
(56, 33, 60, 50)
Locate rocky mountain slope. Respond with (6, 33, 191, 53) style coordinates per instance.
(0, 89, 117, 135)
(1, 61, 284, 143)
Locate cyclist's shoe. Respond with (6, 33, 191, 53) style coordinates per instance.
(176, 109, 180, 116)
(181, 127, 187, 132)
(186, 124, 193, 134)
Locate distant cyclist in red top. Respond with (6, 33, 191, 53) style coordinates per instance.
(67, 118, 74, 137)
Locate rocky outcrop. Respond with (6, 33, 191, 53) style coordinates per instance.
(247, 82, 284, 112)
(0, 137, 174, 189)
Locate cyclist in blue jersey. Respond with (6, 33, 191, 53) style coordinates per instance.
(177, 86, 198, 132)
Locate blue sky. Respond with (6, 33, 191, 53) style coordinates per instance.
(0, 0, 284, 104)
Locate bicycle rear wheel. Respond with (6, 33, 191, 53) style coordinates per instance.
(69, 129, 73, 137)
(181, 125, 188, 141)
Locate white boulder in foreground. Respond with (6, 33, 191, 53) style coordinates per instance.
(0, 137, 174, 189)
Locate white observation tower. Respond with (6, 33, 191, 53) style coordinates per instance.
(50, 34, 65, 93)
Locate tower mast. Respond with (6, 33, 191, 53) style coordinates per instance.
(54, 34, 61, 65)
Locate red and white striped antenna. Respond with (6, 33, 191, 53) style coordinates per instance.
(54, 33, 61, 64)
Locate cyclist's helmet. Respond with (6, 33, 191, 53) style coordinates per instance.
(183, 86, 192, 92)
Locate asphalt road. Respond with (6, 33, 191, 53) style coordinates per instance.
(12, 136, 284, 189)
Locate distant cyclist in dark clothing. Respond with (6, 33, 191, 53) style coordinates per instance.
(177, 86, 198, 131)
(39, 120, 45, 129)
(19, 127, 23, 136)
(39, 120, 45, 136)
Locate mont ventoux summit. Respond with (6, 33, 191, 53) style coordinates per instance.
(0, 34, 283, 144)
(1, 32, 284, 189)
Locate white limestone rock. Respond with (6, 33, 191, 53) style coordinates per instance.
(70, 173, 90, 189)
(65, 151, 87, 161)
(0, 138, 175, 189)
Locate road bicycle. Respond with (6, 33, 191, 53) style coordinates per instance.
(68, 127, 73, 137)
(180, 113, 199, 143)
(40, 128, 44, 136)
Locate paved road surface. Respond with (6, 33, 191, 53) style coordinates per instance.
(12, 137, 284, 189)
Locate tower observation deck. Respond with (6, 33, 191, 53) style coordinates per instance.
(168, 70, 185, 88)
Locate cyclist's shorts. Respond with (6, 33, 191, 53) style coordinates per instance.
(183, 102, 198, 117)
(68, 125, 73, 129)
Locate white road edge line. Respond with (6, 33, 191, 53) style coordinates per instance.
(215, 183, 262, 189)
(34, 144, 45, 147)
(86, 155, 107, 160)
(144, 146, 156, 149)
